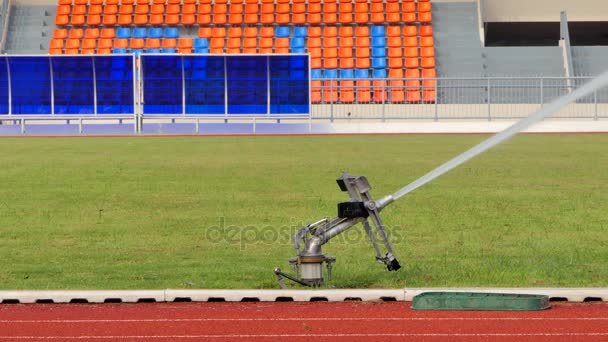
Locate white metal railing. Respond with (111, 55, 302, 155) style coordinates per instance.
(310, 76, 607, 121)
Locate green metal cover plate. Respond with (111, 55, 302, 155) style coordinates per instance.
(412, 292, 551, 311)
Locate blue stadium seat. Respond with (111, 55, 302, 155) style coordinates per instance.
(147, 49, 161, 54)
(132, 50, 143, 57)
(276, 26, 290, 38)
(192, 69, 207, 80)
(133, 28, 147, 39)
(371, 26, 385, 37)
(149, 28, 163, 39)
(355, 69, 369, 79)
(372, 69, 387, 78)
(192, 57, 207, 69)
(372, 58, 387, 69)
(294, 27, 308, 38)
(372, 47, 386, 57)
(194, 38, 209, 49)
(290, 38, 305, 49)
(372, 37, 386, 48)
(311, 69, 322, 79)
(340, 69, 354, 79)
(113, 48, 128, 54)
(324, 69, 338, 79)
(195, 48, 210, 54)
(164, 28, 179, 39)
(116, 28, 131, 39)
(291, 48, 306, 54)
(161, 48, 177, 53)
(290, 56, 306, 69)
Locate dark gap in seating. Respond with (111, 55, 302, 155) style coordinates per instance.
(485, 22, 559, 46)
(208, 297, 226, 302)
(173, 297, 192, 302)
(569, 22, 608, 45)
(549, 297, 568, 302)
(275, 297, 294, 302)
(240, 297, 261, 302)
(1, 299, 20, 304)
(310, 297, 329, 302)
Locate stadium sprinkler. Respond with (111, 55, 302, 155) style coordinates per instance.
(274, 70, 608, 288)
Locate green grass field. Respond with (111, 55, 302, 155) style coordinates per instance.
(0, 135, 607, 290)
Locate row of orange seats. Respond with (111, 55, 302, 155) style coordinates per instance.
(49, 37, 194, 54)
(59, 0, 431, 11)
(309, 56, 435, 70)
(312, 81, 436, 104)
(53, 27, 118, 39)
(58, 0, 200, 5)
(57, 12, 431, 27)
(58, 0, 431, 6)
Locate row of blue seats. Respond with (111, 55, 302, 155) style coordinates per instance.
(115, 26, 305, 39)
(117, 27, 180, 39)
(312, 69, 395, 79)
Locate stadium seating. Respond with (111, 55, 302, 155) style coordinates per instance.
(50, 0, 437, 104)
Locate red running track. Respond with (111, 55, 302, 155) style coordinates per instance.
(0, 302, 606, 341)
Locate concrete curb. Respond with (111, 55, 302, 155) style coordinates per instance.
(165, 289, 406, 302)
(0, 290, 165, 304)
(0, 288, 605, 304)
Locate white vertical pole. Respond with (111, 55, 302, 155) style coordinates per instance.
(224, 56, 228, 118)
(49, 57, 54, 116)
(6, 56, 11, 116)
(181, 55, 186, 116)
(92, 56, 97, 116)
(266, 55, 271, 117)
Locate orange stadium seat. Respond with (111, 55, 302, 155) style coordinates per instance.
(49, 38, 64, 50)
(85, 28, 99, 39)
(419, 11, 433, 23)
(243, 38, 257, 53)
(89, 5, 102, 15)
(150, 14, 163, 25)
(340, 80, 355, 103)
(356, 80, 371, 103)
(104, 5, 118, 15)
(420, 26, 434, 37)
(56, 5, 70, 16)
(102, 14, 117, 26)
(311, 81, 322, 104)
(198, 27, 212, 38)
(53, 29, 68, 39)
(403, 26, 417, 37)
(324, 80, 338, 103)
(98, 38, 113, 50)
(69, 28, 83, 39)
(113, 39, 128, 50)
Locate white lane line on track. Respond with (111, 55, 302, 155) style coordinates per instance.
(1, 334, 608, 339)
(1, 317, 608, 323)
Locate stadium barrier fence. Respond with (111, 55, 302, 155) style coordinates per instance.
(1, 54, 607, 135)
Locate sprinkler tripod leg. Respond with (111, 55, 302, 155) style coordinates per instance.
(274, 268, 311, 288)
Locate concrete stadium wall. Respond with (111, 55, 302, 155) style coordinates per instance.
(482, 0, 608, 22)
